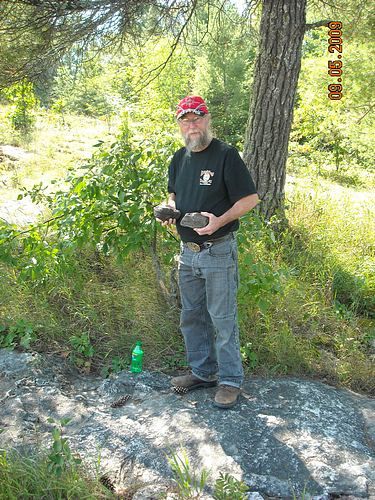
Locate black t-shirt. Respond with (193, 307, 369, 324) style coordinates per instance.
(168, 138, 257, 243)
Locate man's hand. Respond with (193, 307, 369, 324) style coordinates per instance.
(159, 215, 176, 227)
(155, 202, 178, 226)
(162, 196, 177, 226)
(193, 194, 260, 236)
(194, 212, 221, 236)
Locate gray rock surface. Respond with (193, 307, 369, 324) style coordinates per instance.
(0, 349, 374, 499)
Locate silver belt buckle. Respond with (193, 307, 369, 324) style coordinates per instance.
(186, 242, 201, 252)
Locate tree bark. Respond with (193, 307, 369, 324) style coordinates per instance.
(243, 0, 307, 221)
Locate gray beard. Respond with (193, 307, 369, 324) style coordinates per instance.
(184, 130, 213, 153)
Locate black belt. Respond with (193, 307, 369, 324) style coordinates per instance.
(183, 233, 233, 253)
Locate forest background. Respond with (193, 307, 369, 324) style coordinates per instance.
(0, 0, 374, 400)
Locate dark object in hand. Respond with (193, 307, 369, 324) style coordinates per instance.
(180, 212, 209, 228)
(154, 204, 181, 221)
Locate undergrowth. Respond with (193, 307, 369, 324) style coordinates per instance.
(0, 449, 114, 500)
(236, 183, 375, 394)
(0, 209, 373, 394)
(0, 248, 182, 376)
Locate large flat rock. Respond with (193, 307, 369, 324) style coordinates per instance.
(0, 350, 374, 498)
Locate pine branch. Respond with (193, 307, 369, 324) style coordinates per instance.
(305, 20, 331, 31)
(356, 104, 374, 123)
(133, 0, 198, 92)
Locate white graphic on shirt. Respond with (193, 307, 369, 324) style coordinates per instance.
(200, 170, 215, 186)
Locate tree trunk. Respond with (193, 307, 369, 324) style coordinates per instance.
(243, 0, 307, 221)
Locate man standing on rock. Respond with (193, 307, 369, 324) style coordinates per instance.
(159, 95, 259, 408)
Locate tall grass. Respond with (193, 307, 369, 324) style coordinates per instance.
(0, 250, 181, 375)
(0, 450, 114, 500)
(236, 178, 374, 393)
(285, 178, 374, 317)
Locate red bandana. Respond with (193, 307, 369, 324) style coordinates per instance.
(176, 96, 209, 120)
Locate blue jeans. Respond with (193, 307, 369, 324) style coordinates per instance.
(178, 233, 243, 388)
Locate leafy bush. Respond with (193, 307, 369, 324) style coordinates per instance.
(237, 213, 288, 314)
(69, 332, 95, 370)
(213, 472, 249, 500)
(0, 133, 180, 283)
(167, 449, 250, 500)
(0, 319, 36, 349)
(3, 80, 38, 135)
(47, 418, 81, 477)
(101, 355, 129, 378)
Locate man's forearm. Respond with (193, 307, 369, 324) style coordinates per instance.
(218, 193, 259, 226)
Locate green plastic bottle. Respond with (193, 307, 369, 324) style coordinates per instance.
(130, 341, 144, 373)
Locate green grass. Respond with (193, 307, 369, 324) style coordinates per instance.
(234, 171, 374, 394)
(0, 449, 114, 500)
(285, 179, 375, 317)
(0, 250, 182, 375)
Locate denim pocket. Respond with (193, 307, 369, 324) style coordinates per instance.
(208, 240, 232, 257)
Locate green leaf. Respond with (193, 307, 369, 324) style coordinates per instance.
(258, 297, 270, 314)
(53, 441, 62, 452)
(60, 417, 72, 426)
(52, 428, 61, 439)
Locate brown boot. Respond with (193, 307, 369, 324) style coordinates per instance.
(214, 385, 241, 408)
(171, 374, 217, 391)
